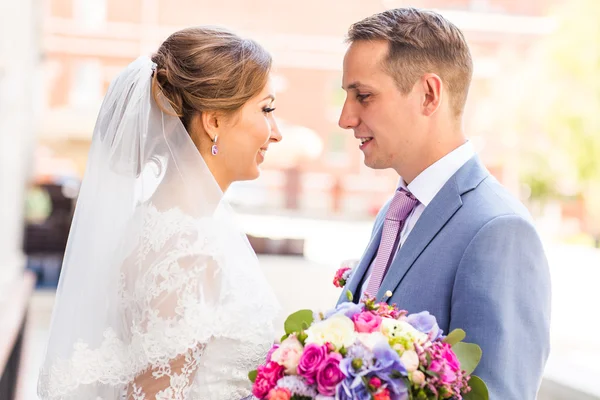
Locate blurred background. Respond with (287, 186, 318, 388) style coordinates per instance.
(0, 0, 598, 399)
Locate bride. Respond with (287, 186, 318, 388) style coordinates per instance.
(38, 26, 282, 399)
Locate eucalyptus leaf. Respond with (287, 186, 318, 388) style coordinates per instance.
(444, 329, 466, 346)
(284, 309, 314, 335)
(463, 375, 489, 400)
(453, 342, 482, 375)
(248, 369, 257, 383)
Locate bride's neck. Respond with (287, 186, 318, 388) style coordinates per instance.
(147, 167, 224, 216)
(202, 155, 232, 193)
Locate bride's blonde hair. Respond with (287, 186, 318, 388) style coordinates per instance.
(151, 26, 272, 131)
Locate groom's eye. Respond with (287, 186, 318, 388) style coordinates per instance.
(356, 93, 371, 103)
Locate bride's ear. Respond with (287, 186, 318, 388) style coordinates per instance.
(200, 110, 220, 142)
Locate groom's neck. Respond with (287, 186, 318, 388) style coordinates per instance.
(397, 130, 467, 185)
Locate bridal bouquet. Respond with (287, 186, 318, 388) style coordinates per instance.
(250, 275, 488, 400)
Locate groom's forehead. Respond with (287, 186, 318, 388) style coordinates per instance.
(343, 41, 388, 80)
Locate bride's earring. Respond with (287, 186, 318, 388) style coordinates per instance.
(211, 135, 218, 156)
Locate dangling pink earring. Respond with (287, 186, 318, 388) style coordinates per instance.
(211, 135, 218, 156)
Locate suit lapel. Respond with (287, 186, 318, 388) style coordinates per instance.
(375, 156, 490, 301)
(338, 206, 387, 304)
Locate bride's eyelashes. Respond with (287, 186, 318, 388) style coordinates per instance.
(262, 106, 276, 114)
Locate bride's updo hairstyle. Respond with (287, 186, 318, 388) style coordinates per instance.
(151, 26, 272, 132)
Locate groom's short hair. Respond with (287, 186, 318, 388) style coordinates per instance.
(347, 8, 473, 117)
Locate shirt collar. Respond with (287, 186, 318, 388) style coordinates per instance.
(399, 141, 475, 207)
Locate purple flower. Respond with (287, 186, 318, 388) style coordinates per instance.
(371, 342, 409, 399)
(406, 311, 443, 341)
(275, 376, 317, 398)
(339, 343, 374, 380)
(337, 377, 371, 400)
(325, 301, 364, 319)
(372, 341, 406, 376)
(340, 341, 408, 400)
(297, 343, 328, 385)
(316, 353, 345, 396)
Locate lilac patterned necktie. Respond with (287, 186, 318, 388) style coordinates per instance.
(365, 189, 419, 297)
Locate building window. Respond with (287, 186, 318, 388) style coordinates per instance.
(326, 131, 349, 166)
(470, 0, 491, 12)
(332, 86, 346, 108)
(73, 0, 107, 28)
(327, 84, 346, 122)
(70, 60, 103, 110)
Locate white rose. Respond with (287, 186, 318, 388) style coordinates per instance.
(305, 314, 356, 349)
(412, 370, 426, 386)
(381, 318, 428, 347)
(271, 335, 304, 374)
(356, 332, 388, 351)
(400, 349, 420, 372)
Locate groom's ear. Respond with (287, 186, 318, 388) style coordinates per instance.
(420, 73, 443, 117)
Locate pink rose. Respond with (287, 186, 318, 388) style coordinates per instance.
(252, 376, 273, 400)
(252, 361, 284, 399)
(429, 360, 457, 385)
(266, 344, 279, 362)
(297, 343, 328, 385)
(271, 336, 304, 374)
(316, 353, 345, 396)
(333, 267, 351, 288)
(267, 387, 292, 400)
(440, 343, 460, 372)
(352, 311, 382, 333)
(369, 376, 382, 389)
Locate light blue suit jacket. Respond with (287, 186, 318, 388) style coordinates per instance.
(338, 156, 551, 399)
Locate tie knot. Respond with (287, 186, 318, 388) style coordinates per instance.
(386, 189, 419, 222)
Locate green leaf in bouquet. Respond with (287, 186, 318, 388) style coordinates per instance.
(281, 333, 289, 343)
(443, 328, 466, 346)
(284, 309, 314, 335)
(346, 290, 354, 302)
(453, 342, 482, 375)
(297, 330, 309, 345)
(248, 369, 257, 383)
(463, 375, 489, 400)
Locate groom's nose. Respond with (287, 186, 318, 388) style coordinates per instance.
(338, 100, 359, 130)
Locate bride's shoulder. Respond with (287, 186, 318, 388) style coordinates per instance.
(135, 203, 223, 253)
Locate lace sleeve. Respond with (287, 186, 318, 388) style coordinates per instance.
(38, 206, 279, 399)
(120, 209, 227, 399)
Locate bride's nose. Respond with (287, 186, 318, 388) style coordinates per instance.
(269, 118, 282, 143)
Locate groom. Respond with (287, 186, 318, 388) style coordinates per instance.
(337, 8, 551, 399)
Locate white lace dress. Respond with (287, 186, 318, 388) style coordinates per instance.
(38, 205, 279, 399)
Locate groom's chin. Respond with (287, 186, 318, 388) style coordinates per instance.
(363, 157, 388, 170)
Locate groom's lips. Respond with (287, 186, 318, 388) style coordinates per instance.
(356, 136, 373, 150)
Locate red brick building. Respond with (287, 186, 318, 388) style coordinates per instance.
(38, 0, 563, 216)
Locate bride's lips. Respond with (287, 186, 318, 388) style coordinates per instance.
(257, 147, 268, 163)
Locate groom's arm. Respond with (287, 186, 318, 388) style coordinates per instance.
(450, 214, 551, 400)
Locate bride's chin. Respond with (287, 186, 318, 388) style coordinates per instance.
(237, 168, 261, 182)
